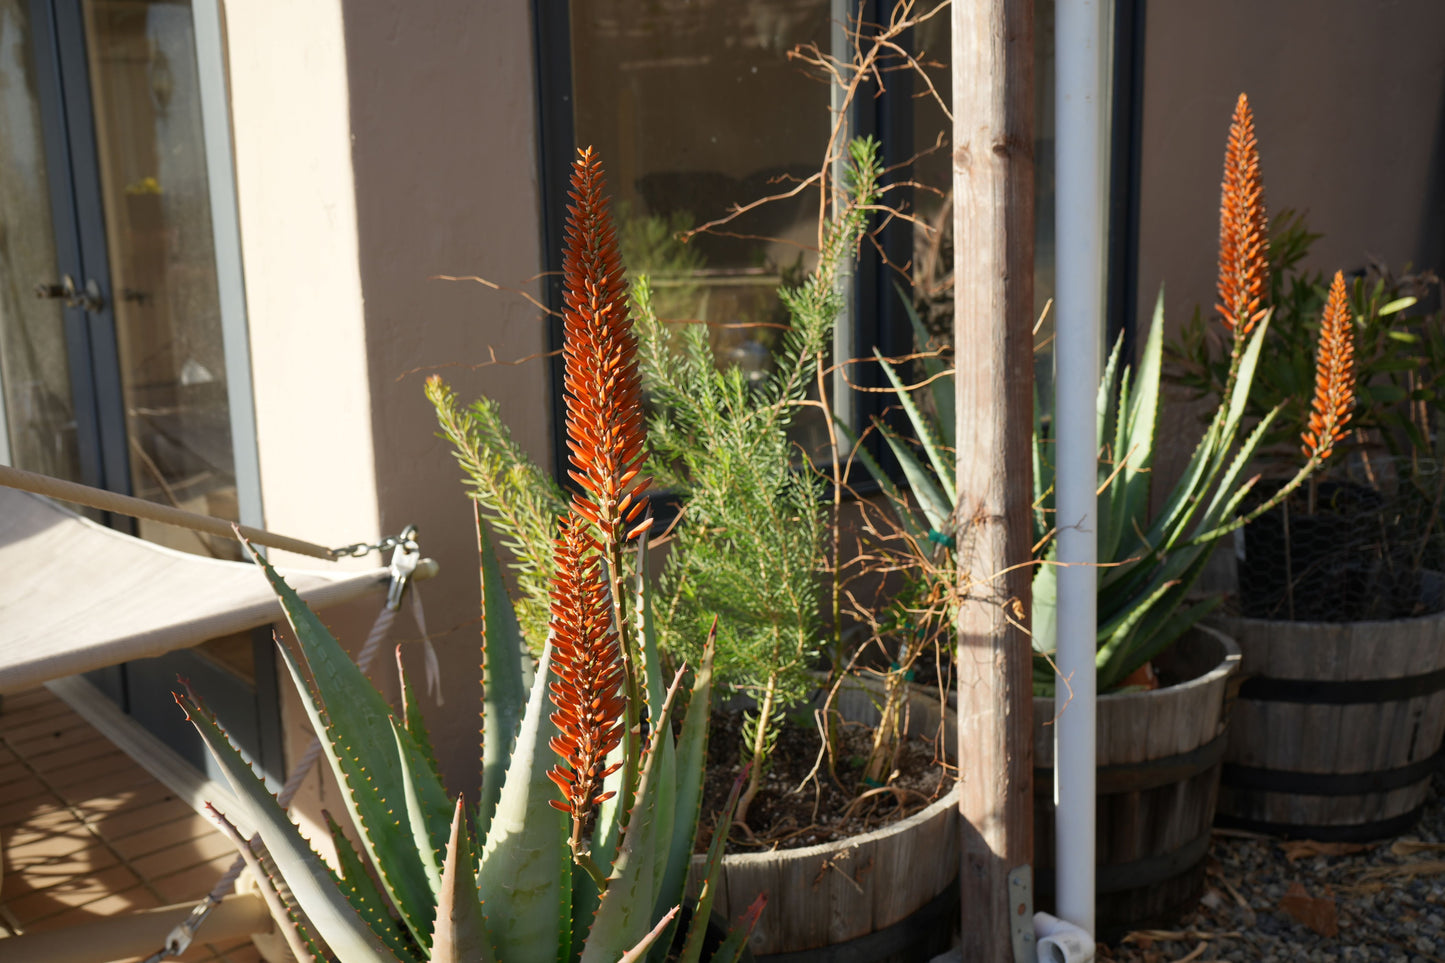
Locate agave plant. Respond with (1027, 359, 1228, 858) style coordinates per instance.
(177, 148, 761, 963)
(849, 92, 1354, 697)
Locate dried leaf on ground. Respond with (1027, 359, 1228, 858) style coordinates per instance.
(1124, 930, 1240, 943)
(1279, 881, 1339, 937)
(1171, 945, 1207, 963)
(1279, 839, 1373, 861)
(1359, 859, 1445, 882)
(1392, 838, 1445, 857)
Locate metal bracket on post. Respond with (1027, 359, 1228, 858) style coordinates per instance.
(1008, 864, 1037, 963)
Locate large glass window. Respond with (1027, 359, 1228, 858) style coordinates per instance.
(85, 0, 240, 559)
(544, 1, 1075, 467)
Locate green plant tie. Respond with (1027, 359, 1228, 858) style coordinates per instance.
(862, 776, 884, 789)
(927, 528, 956, 549)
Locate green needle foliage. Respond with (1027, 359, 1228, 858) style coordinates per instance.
(428, 380, 567, 645)
(635, 136, 881, 818)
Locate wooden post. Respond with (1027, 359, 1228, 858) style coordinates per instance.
(951, 1, 1035, 960)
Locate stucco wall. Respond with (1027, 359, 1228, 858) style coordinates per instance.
(343, 0, 551, 789)
(223, 0, 547, 834)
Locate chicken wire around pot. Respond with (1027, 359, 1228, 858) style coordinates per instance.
(1234, 454, 1445, 622)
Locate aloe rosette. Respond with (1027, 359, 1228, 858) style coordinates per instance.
(179, 527, 745, 962)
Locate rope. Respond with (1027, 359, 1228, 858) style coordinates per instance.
(145, 602, 400, 961)
(0, 464, 338, 560)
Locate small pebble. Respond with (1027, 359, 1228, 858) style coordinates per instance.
(1105, 771, 1445, 962)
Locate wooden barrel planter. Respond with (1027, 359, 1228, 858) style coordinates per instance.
(1033, 626, 1241, 939)
(1216, 577, 1445, 840)
(689, 678, 958, 961)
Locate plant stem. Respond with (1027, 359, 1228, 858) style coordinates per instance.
(571, 846, 611, 893)
(737, 672, 779, 828)
(604, 534, 642, 829)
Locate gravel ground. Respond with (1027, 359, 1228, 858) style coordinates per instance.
(1104, 771, 1445, 962)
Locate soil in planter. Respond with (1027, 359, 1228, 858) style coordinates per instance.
(693, 708, 954, 855)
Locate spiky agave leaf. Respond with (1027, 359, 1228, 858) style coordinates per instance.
(676, 766, 746, 963)
(430, 798, 495, 963)
(477, 640, 572, 963)
(204, 804, 330, 963)
(177, 692, 398, 963)
(654, 621, 718, 931)
(711, 895, 769, 963)
(477, 517, 530, 841)
(580, 669, 687, 962)
(325, 813, 418, 961)
(248, 542, 439, 948)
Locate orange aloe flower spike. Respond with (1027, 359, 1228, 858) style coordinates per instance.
(1216, 93, 1270, 338)
(561, 147, 651, 545)
(545, 511, 626, 825)
(1301, 271, 1356, 460)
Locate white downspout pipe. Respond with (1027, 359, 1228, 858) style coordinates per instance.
(1054, 0, 1111, 941)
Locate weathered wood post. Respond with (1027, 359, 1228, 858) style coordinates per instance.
(951, 1, 1035, 959)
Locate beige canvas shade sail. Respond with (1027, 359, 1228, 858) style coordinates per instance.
(0, 487, 388, 695)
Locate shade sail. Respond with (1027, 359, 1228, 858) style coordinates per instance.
(0, 487, 388, 695)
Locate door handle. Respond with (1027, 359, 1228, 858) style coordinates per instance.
(34, 275, 105, 312)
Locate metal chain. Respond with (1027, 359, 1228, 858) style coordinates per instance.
(327, 527, 418, 559)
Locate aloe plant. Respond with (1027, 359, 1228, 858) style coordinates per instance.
(179, 147, 761, 962)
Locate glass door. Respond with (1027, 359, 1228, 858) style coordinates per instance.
(3, 0, 279, 779)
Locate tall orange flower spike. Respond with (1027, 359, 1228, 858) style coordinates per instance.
(561, 147, 650, 544)
(1302, 271, 1356, 460)
(1216, 93, 1270, 338)
(545, 511, 626, 823)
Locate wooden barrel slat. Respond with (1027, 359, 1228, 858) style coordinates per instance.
(688, 679, 958, 957)
(1218, 577, 1445, 838)
(1035, 626, 1241, 937)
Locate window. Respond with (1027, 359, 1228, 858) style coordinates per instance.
(535, 0, 1138, 474)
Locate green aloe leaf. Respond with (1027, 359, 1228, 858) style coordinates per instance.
(619, 908, 681, 963)
(581, 672, 686, 962)
(655, 622, 717, 935)
(477, 641, 571, 963)
(873, 417, 951, 532)
(397, 653, 444, 789)
(875, 348, 955, 503)
(178, 693, 399, 963)
(835, 417, 926, 542)
(254, 547, 437, 949)
(896, 281, 955, 443)
(711, 895, 768, 963)
(677, 766, 745, 963)
(326, 814, 419, 962)
(477, 517, 530, 841)
(430, 798, 495, 963)
(391, 716, 455, 899)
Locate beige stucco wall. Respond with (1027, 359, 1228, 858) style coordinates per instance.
(1135, 0, 1445, 489)
(223, 0, 548, 836)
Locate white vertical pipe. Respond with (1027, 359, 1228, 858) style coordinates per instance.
(1054, 0, 1110, 939)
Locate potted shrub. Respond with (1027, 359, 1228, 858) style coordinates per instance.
(851, 92, 1344, 935)
(1171, 108, 1445, 842)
